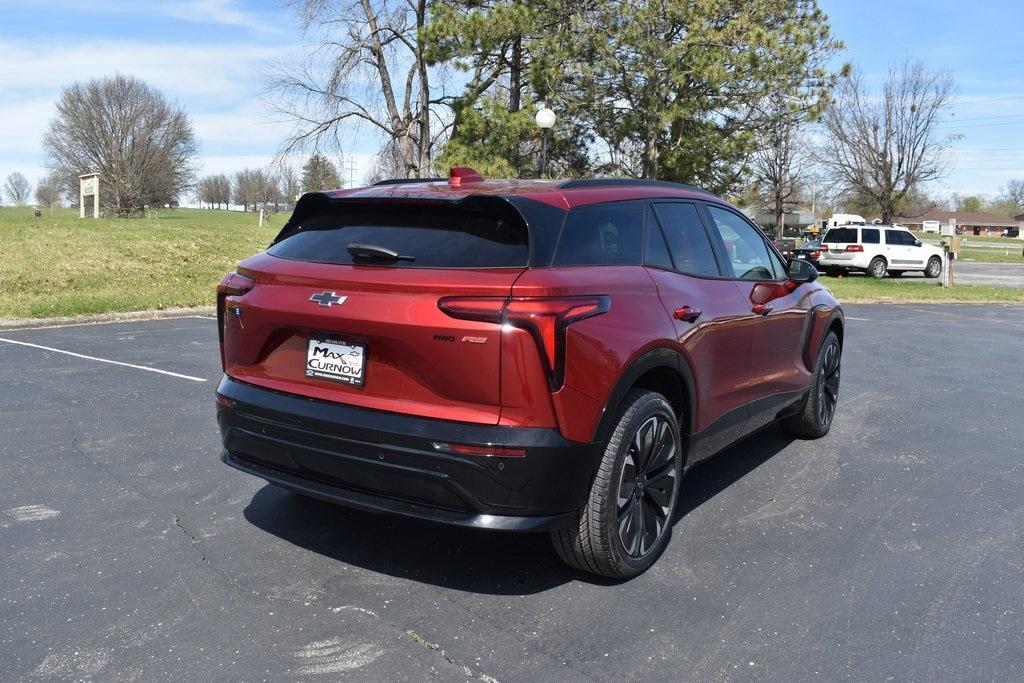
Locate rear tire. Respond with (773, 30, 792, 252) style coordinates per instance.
(868, 257, 887, 279)
(781, 331, 842, 439)
(551, 390, 682, 579)
(924, 256, 942, 278)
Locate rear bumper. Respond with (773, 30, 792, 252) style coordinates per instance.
(216, 376, 600, 531)
(817, 254, 867, 269)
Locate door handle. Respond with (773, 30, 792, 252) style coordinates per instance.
(752, 304, 773, 316)
(674, 306, 702, 323)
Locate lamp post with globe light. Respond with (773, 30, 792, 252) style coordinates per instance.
(535, 106, 556, 177)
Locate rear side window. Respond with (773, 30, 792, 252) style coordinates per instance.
(862, 228, 880, 244)
(644, 205, 674, 270)
(886, 230, 915, 245)
(552, 202, 642, 266)
(652, 202, 720, 277)
(822, 227, 858, 243)
(268, 202, 528, 268)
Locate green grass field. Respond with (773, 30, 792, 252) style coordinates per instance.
(957, 248, 1024, 264)
(1, 206, 1021, 320)
(0, 207, 281, 318)
(824, 277, 1024, 303)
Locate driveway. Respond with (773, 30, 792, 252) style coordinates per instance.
(1, 306, 1022, 680)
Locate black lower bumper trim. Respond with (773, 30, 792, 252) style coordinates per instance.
(222, 451, 577, 532)
(216, 376, 600, 531)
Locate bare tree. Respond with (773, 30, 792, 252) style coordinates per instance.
(999, 179, 1024, 213)
(4, 172, 31, 205)
(818, 62, 955, 223)
(34, 172, 63, 210)
(197, 174, 233, 209)
(268, 0, 435, 177)
(279, 165, 301, 202)
(233, 169, 258, 212)
(42, 74, 198, 216)
(750, 114, 808, 238)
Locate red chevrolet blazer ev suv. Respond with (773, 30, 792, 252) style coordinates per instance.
(216, 170, 843, 579)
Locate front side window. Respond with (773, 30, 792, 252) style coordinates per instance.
(652, 202, 720, 277)
(705, 206, 783, 280)
(552, 202, 643, 266)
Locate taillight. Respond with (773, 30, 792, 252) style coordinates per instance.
(433, 442, 526, 458)
(846, 244, 864, 252)
(218, 271, 256, 297)
(809, 251, 821, 260)
(216, 271, 255, 368)
(438, 295, 611, 390)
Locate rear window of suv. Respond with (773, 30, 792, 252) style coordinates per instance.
(822, 227, 858, 244)
(551, 202, 643, 266)
(268, 201, 529, 268)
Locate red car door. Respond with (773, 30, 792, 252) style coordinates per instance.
(699, 204, 813, 431)
(643, 202, 756, 461)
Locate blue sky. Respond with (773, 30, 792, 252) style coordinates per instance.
(1, 0, 1022, 203)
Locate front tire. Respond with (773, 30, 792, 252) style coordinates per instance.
(868, 257, 887, 279)
(924, 256, 942, 278)
(781, 331, 842, 439)
(551, 390, 682, 579)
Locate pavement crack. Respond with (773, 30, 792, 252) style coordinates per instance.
(403, 629, 500, 682)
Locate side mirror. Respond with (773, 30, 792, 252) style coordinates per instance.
(914, 239, 922, 247)
(787, 258, 818, 283)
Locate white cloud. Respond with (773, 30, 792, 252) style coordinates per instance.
(0, 39, 293, 102)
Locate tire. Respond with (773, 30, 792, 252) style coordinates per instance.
(868, 257, 887, 279)
(551, 390, 682, 579)
(781, 331, 841, 439)
(889, 271, 904, 278)
(924, 256, 942, 279)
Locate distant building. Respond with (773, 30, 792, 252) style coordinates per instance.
(896, 210, 1022, 237)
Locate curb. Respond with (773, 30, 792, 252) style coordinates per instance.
(0, 306, 216, 331)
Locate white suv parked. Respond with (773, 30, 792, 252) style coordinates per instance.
(817, 225, 944, 279)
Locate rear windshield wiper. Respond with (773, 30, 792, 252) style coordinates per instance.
(347, 243, 415, 262)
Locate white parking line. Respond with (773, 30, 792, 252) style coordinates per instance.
(0, 337, 206, 382)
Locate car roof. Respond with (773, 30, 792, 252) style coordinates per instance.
(317, 178, 726, 210)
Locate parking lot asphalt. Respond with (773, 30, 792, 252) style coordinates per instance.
(2, 305, 1022, 681)
(874, 260, 1024, 287)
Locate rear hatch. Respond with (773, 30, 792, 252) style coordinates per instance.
(220, 197, 531, 424)
(821, 226, 859, 259)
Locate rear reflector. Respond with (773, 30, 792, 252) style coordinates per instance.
(215, 393, 235, 408)
(432, 442, 526, 458)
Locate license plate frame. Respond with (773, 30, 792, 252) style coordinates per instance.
(305, 334, 366, 387)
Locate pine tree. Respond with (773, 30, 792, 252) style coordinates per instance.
(301, 153, 341, 193)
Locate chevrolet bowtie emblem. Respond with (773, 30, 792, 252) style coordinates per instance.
(309, 291, 346, 307)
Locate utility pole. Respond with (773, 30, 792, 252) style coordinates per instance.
(346, 156, 357, 188)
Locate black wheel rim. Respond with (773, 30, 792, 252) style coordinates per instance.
(816, 341, 841, 427)
(616, 415, 678, 558)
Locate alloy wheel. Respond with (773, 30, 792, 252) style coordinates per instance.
(616, 415, 678, 558)
(817, 341, 841, 427)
